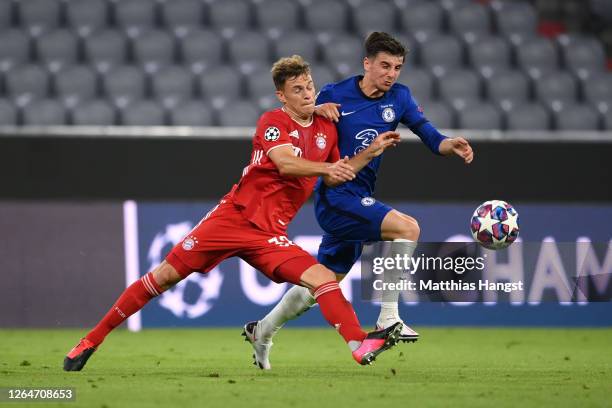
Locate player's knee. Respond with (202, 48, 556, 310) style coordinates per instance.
(151, 261, 183, 290)
(314, 268, 337, 287)
(300, 264, 337, 289)
(382, 211, 420, 241)
(394, 215, 420, 241)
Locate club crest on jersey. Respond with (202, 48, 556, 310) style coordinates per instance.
(315, 132, 327, 150)
(264, 126, 281, 141)
(361, 197, 375, 206)
(182, 236, 198, 251)
(382, 107, 396, 123)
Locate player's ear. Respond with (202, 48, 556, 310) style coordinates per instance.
(363, 56, 370, 72)
(275, 89, 286, 104)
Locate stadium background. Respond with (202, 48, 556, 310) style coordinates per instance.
(1, 0, 612, 331)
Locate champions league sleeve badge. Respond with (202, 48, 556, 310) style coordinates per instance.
(264, 126, 281, 141)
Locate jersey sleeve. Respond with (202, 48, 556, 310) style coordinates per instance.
(316, 83, 335, 105)
(256, 113, 293, 156)
(399, 88, 447, 155)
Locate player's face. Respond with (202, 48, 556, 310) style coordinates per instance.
(276, 73, 316, 117)
(364, 52, 404, 92)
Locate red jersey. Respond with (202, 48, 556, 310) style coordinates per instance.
(227, 108, 340, 235)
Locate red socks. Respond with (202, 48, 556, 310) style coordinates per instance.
(85, 272, 163, 346)
(313, 281, 367, 343)
(86, 276, 366, 347)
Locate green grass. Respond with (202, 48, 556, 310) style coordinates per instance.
(1, 328, 611, 408)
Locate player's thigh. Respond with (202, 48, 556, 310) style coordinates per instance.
(317, 233, 363, 275)
(241, 240, 318, 286)
(151, 260, 185, 290)
(166, 201, 243, 278)
(316, 193, 392, 241)
(380, 209, 420, 241)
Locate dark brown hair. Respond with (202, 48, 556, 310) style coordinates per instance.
(271, 55, 311, 90)
(364, 32, 407, 59)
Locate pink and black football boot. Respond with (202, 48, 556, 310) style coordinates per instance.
(63, 338, 97, 371)
(352, 322, 403, 365)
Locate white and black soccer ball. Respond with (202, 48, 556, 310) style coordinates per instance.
(470, 200, 520, 250)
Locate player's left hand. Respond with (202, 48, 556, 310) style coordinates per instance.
(440, 137, 474, 164)
(326, 156, 356, 183)
(367, 131, 401, 157)
(314, 103, 341, 122)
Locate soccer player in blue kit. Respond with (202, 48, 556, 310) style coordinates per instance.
(244, 32, 474, 369)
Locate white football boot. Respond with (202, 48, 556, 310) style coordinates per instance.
(376, 316, 419, 343)
(242, 321, 272, 370)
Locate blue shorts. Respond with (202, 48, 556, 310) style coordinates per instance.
(314, 184, 393, 274)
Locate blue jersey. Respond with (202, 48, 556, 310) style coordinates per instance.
(315, 75, 446, 196)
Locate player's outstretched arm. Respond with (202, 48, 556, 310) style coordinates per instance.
(438, 137, 474, 164)
(268, 145, 356, 184)
(348, 131, 401, 170)
(321, 131, 401, 187)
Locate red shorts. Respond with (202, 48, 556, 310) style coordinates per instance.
(166, 199, 318, 285)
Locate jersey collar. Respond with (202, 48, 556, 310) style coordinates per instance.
(354, 75, 385, 101)
(281, 107, 314, 128)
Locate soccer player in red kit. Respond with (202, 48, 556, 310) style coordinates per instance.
(64, 55, 403, 371)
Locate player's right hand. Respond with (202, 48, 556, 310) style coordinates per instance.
(314, 103, 341, 122)
(367, 131, 401, 157)
(326, 156, 355, 183)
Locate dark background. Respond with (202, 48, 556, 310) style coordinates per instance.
(2, 136, 611, 202)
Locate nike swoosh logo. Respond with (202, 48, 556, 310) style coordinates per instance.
(341, 111, 356, 116)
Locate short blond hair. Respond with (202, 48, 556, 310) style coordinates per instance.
(271, 55, 311, 90)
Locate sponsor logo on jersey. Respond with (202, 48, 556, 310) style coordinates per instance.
(341, 110, 356, 116)
(289, 130, 299, 139)
(315, 132, 327, 149)
(382, 107, 396, 122)
(264, 126, 281, 141)
(354, 128, 379, 155)
(361, 197, 375, 206)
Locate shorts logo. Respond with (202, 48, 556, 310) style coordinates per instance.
(264, 126, 281, 141)
(382, 107, 395, 123)
(315, 132, 327, 150)
(182, 236, 198, 251)
(361, 197, 375, 206)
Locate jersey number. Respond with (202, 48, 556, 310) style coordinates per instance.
(268, 236, 295, 247)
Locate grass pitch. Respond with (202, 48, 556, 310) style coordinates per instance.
(1, 328, 611, 408)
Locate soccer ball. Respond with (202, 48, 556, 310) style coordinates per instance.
(470, 200, 520, 250)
